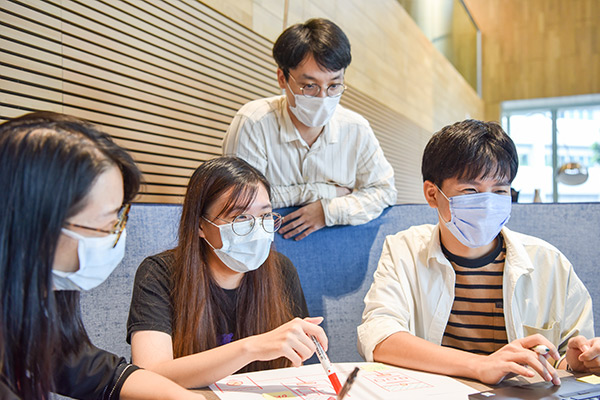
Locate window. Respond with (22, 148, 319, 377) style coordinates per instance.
(502, 95, 600, 203)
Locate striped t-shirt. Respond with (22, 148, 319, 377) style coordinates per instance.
(441, 235, 508, 355)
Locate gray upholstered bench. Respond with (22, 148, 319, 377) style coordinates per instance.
(81, 203, 600, 364)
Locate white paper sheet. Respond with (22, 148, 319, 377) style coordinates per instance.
(209, 362, 478, 400)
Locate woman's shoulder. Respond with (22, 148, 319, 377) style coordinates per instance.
(135, 249, 176, 282)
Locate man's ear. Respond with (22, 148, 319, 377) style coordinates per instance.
(423, 181, 439, 209)
(276, 68, 287, 90)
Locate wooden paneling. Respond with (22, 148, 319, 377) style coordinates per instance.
(464, 0, 600, 121)
(1, 0, 278, 203)
(1, 0, 484, 204)
(341, 87, 429, 204)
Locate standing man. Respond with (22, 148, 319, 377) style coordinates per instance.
(223, 18, 396, 240)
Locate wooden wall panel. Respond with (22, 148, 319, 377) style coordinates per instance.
(1, 0, 474, 204)
(464, 0, 600, 121)
(1, 0, 278, 203)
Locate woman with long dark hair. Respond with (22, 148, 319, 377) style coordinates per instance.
(127, 157, 327, 388)
(0, 112, 204, 399)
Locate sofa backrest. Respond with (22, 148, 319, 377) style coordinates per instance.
(80, 203, 600, 363)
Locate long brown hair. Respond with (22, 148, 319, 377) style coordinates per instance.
(172, 157, 293, 371)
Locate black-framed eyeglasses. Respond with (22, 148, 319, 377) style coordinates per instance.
(205, 211, 283, 236)
(288, 73, 346, 98)
(64, 203, 130, 248)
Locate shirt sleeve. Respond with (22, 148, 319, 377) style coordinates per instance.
(127, 253, 174, 343)
(275, 252, 309, 318)
(270, 182, 338, 209)
(321, 124, 397, 226)
(53, 343, 140, 400)
(223, 112, 269, 174)
(557, 257, 594, 354)
(357, 236, 413, 362)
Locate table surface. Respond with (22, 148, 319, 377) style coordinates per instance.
(191, 366, 574, 399)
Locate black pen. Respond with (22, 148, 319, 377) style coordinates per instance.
(337, 366, 359, 400)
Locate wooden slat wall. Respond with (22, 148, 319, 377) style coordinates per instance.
(341, 89, 428, 204)
(1, 0, 426, 204)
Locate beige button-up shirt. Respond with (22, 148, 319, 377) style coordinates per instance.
(222, 95, 397, 226)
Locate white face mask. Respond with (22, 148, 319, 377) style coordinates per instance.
(52, 228, 126, 291)
(286, 81, 340, 127)
(203, 218, 273, 273)
(437, 186, 511, 248)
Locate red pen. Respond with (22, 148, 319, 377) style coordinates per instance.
(311, 335, 342, 394)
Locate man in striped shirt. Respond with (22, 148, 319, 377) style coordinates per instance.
(358, 120, 600, 384)
(222, 18, 396, 240)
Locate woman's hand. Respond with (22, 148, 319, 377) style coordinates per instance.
(246, 317, 327, 367)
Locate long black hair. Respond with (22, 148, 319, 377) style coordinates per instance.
(0, 111, 140, 399)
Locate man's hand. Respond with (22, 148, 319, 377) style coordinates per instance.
(279, 201, 326, 240)
(566, 336, 600, 373)
(475, 334, 560, 385)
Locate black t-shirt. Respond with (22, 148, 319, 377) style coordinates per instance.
(53, 343, 138, 399)
(126, 250, 309, 345)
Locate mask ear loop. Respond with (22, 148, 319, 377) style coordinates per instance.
(200, 217, 220, 251)
(434, 184, 452, 224)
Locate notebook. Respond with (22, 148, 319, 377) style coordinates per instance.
(469, 375, 600, 400)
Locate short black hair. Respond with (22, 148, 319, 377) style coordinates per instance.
(273, 18, 351, 78)
(421, 119, 518, 187)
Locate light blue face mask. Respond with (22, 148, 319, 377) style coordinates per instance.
(436, 186, 512, 248)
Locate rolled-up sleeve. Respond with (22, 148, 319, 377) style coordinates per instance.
(357, 236, 413, 361)
(322, 127, 396, 227)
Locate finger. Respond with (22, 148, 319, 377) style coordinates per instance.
(280, 218, 304, 236)
(282, 346, 303, 367)
(521, 334, 560, 360)
(582, 358, 600, 372)
(304, 316, 324, 325)
(284, 330, 315, 361)
(506, 362, 536, 379)
(284, 223, 308, 240)
(279, 219, 300, 235)
(568, 335, 590, 354)
(295, 226, 317, 241)
(284, 209, 302, 221)
(510, 351, 550, 381)
(301, 322, 328, 352)
(579, 347, 600, 362)
(540, 354, 561, 385)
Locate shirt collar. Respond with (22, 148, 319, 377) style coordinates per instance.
(427, 225, 452, 267)
(500, 226, 535, 276)
(426, 225, 534, 276)
(279, 95, 301, 143)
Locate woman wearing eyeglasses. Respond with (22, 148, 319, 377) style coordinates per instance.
(127, 157, 327, 388)
(0, 112, 204, 399)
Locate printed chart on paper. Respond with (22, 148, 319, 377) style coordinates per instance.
(209, 362, 477, 399)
